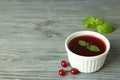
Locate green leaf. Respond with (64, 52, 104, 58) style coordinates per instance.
(82, 16, 95, 28)
(97, 21, 115, 34)
(82, 16, 103, 29)
(78, 40, 100, 52)
(88, 45, 100, 52)
(87, 23, 96, 28)
(95, 17, 103, 25)
(82, 16, 115, 34)
(78, 40, 86, 46)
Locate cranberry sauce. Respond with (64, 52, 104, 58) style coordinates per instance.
(68, 35, 106, 56)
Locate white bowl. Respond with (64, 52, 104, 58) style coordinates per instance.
(65, 31, 110, 73)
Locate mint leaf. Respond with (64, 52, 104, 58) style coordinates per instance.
(97, 21, 115, 34)
(78, 40, 86, 46)
(82, 16, 115, 34)
(78, 40, 100, 52)
(95, 17, 103, 25)
(82, 16, 96, 28)
(87, 23, 96, 28)
(88, 45, 100, 52)
(82, 16, 102, 29)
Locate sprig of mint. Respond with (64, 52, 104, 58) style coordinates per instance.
(82, 16, 115, 34)
(78, 40, 100, 52)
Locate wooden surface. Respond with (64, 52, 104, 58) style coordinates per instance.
(0, 0, 120, 80)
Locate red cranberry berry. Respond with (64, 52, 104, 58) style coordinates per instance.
(61, 60, 68, 67)
(70, 68, 79, 75)
(58, 69, 66, 76)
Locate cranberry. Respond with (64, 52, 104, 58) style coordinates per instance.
(61, 60, 68, 67)
(58, 69, 66, 76)
(70, 68, 79, 75)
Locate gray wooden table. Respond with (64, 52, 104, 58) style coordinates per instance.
(0, 0, 120, 80)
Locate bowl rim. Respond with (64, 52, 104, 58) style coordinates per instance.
(65, 31, 110, 59)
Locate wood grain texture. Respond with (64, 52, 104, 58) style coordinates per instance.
(0, 0, 120, 80)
